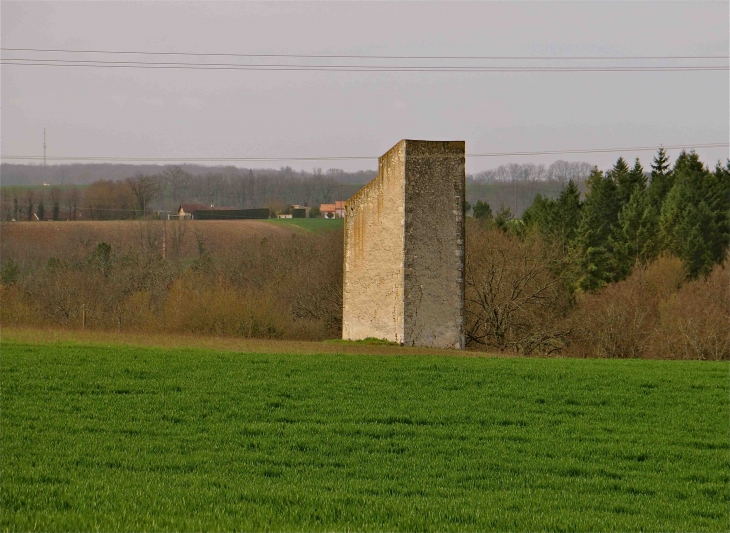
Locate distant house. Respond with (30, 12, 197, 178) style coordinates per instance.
(320, 200, 345, 219)
(177, 203, 210, 219)
(291, 204, 311, 218)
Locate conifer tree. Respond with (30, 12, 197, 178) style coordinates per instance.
(660, 151, 729, 277)
(615, 158, 646, 208)
(554, 180, 582, 248)
(473, 200, 493, 220)
(647, 147, 673, 208)
(571, 167, 620, 291)
(522, 180, 581, 256)
(611, 187, 658, 277)
(495, 203, 514, 232)
(521, 194, 555, 234)
(607, 158, 630, 207)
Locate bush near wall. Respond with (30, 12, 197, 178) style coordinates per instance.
(1, 220, 727, 359)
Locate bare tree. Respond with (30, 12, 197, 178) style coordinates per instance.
(25, 189, 36, 221)
(49, 186, 62, 220)
(464, 222, 572, 354)
(65, 187, 82, 220)
(126, 172, 160, 218)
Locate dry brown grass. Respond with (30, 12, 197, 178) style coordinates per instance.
(1, 220, 298, 266)
(0, 326, 504, 358)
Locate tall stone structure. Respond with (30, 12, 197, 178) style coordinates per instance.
(342, 139, 465, 349)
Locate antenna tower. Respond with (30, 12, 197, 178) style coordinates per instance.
(43, 128, 48, 186)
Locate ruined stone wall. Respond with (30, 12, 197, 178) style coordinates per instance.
(342, 139, 465, 349)
(342, 141, 407, 343)
(403, 141, 465, 348)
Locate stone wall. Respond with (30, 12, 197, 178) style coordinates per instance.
(342, 139, 465, 349)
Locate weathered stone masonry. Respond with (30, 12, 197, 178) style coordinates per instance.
(342, 139, 465, 349)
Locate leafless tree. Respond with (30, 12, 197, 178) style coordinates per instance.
(24, 189, 36, 221)
(126, 172, 160, 218)
(49, 186, 62, 220)
(464, 221, 572, 354)
(65, 187, 82, 221)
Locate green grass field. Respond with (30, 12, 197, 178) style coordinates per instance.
(2, 341, 728, 532)
(267, 217, 344, 232)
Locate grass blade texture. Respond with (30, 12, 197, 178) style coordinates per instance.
(2, 342, 728, 531)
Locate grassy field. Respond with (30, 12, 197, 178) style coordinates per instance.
(2, 337, 728, 531)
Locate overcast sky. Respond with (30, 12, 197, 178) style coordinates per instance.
(2, 1, 728, 173)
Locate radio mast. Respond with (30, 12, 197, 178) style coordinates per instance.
(43, 128, 48, 186)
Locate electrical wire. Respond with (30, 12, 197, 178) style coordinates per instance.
(2, 60, 727, 73)
(3, 143, 727, 163)
(3, 47, 728, 61)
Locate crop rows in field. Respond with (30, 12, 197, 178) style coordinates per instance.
(2, 343, 729, 531)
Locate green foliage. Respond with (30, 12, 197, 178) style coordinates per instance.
(521, 193, 554, 231)
(617, 158, 647, 208)
(91, 242, 113, 276)
(1, 259, 20, 284)
(522, 180, 582, 252)
(571, 167, 621, 291)
(494, 203, 514, 232)
(660, 152, 730, 277)
(309, 206, 321, 218)
(472, 199, 493, 220)
(647, 147, 674, 208)
(464, 201, 472, 215)
(610, 187, 661, 277)
(2, 342, 728, 531)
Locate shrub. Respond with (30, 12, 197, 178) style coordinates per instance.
(464, 221, 572, 355)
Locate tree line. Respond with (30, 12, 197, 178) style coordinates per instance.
(518, 149, 730, 284)
(2, 160, 594, 220)
(462, 149, 729, 358)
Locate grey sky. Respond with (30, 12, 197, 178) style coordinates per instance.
(2, 1, 728, 173)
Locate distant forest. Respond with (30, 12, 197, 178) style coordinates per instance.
(1, 160, 595, 219)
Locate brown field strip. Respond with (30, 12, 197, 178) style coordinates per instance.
(0, 326, 505, 357)
(1, 220, 302, 263)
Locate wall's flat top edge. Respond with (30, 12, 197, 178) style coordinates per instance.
(345, 140, 406, 210)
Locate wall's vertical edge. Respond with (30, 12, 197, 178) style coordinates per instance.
(342, 140, 406, 342)
(403, 140, 465, 349)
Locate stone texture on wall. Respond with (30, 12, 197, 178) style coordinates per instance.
(342, 139, 465, 349)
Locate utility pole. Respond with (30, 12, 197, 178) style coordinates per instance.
(43, 128, 46, 168)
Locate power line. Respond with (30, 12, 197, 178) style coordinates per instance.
(3, 143, 727, 163)
(2, 60, 727, 73)
(2, 57, 727, 72)
(3, 47, 728, 60)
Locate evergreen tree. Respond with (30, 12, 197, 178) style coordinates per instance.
(660, 151, 729, 277)
(554, 180, 582, 249)
(523, 180, 581, 250)
(607, 157, 630, 207)
(615, 158, 646, 208)
(647, 147, 673, 208)
(611, 187, 660, 277)
(495, 203, 514, 232)
(473, 200, 493, 220)
(571, 167, 620, 291)
(521, 194, 555, 234)
(37, 200, 45, 221)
